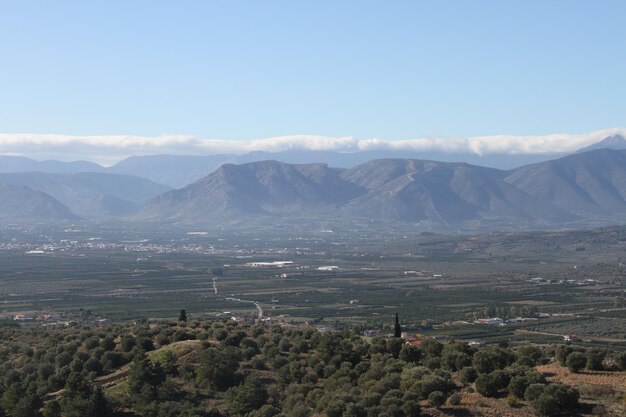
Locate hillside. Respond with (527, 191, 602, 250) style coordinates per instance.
(140, 150, 626, 227)
(140, 161, 363, 221)
(0, 182, 77, 221)
(0, 320, 623, 417)
(0, 172, 170, 217)
(505, 149, 626, 218)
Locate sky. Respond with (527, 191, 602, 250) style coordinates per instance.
(1, 1, 625, 162)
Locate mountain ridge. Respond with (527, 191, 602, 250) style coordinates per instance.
(138, 148, 626, 228)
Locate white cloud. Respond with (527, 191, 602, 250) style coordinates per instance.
(0, 128, 624, 165)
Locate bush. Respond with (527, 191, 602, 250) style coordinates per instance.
(475, 370, 509, 397)
(459, 366, 478, 384)
(531, 383, 579, 417)
(617, 352, 626, 371)
(508, 370, 545, 399)
(428, 391, 446, 407)
(447, 392, 462, 406)
(505, 394, 520, 407)
(524, 383, 546, 402)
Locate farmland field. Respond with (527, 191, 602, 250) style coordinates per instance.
(1, 222, 625, 348)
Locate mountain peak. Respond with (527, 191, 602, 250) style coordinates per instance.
(577, 134, 626, 153)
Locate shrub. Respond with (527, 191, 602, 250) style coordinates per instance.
(459, 366, 478, 384)
(505, 394, 520, 407)
(475, 370, 509, 397)
(428, 391, 446, 407)
(524, 383, 546, 402)
(617, 352, 626, 371)
(447, 392, 462, 406)
(531, 383, 579, 417)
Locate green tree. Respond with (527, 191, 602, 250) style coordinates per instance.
(532, 383, 579, 417)
(229, 376, 269, 416)
(127, 352, 166, 402)
(565, 352, 586, 373)
(428, 391, 446, 407)
(42, 401, 61, 417)
(585, 349, 605, 371)
(555, 345, 574, 366)
(179, 309, 188, 322)
(393, 313, 402, 338)
(60, 372, 112, 417)
(197, 347, 241, 390)
(475, 370, 509, 397)
(472, 347, 512, 374)
(85, 387, 113, 417)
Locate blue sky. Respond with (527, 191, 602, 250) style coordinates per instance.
(0, 1, 625, 144)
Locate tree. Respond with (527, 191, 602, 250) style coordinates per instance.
(229, 376, 269, 416)
(393, 313, 402, 338)
(531, 383, 579, 417)
(459, 366, 478, 384)
(428, 391, 446, 407)
(399, 344, 422, 363)
(565, 352, 586, 373)
(179, 309, 188, 322)
(472, 347, 513, 374)
(42, 401, 61, 417)
(60, 372, 112, 417)
(85, 387, 113, 417)
(555, 345, 574, 366)
(127, 352, 166, 403)
(197, 347, 241, 390)
(475, 370, 510, 397)
(585, 349, 605, 371)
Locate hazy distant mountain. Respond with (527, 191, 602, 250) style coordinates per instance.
(505, 148, 626, 218)
(109, 150, 564, 188)
(0, 172, 170, 217)
(576, 134, 626, 153)
(140, 161, 362, 221)
(108, 154, 239, 188)
(0, 182, 77, 221)
(339, 159, 572, 225)
(0, 150, 570, 189)
(0, 155, 104, 173)
(140, 149, 626, 228)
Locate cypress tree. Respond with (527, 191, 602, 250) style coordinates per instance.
(394, 313, 402, 338)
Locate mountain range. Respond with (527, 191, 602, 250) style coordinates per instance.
(137, 148, 626, 229)
(0, 173, 169, 219)
(2, 134, 624, 189)
(2, 135, 626, 229)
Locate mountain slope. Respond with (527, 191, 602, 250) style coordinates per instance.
(109, 154, 239, 188)
(0, 172, 170, 217)
(576, 134, 626, 153)
(0, 155, 104, 173)
(0, 182, 77, 221)
(340, 159, 572, 224)
(505, 149, 626, 218)
(140, 161, 363, 222)
(140, 158, 577, 226)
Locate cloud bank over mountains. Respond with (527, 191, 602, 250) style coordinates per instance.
(0, 128, 624, 164)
